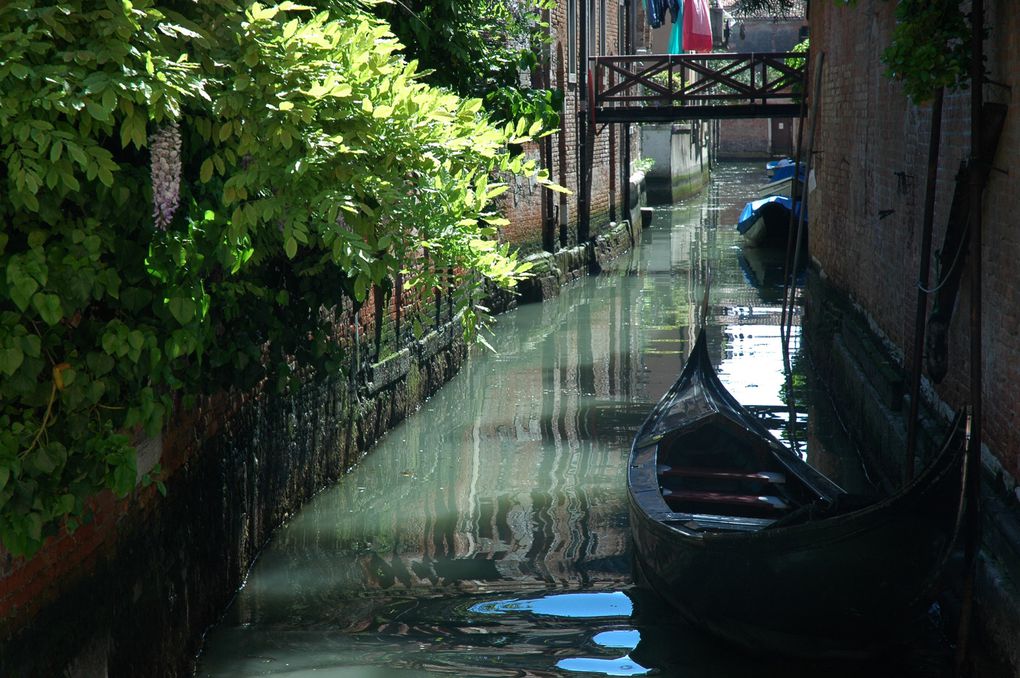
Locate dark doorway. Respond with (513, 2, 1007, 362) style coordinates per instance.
(770, 118, 794, 156)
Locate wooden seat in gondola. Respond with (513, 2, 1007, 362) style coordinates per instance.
(661, 488, 791, 516)
(656, 465, 786, 485)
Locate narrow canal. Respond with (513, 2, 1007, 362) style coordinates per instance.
(195, 163, 948, 677)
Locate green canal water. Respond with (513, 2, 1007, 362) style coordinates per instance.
(195, 163, 950, 677)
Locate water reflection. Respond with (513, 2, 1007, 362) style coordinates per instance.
(196, 163, 934, 677)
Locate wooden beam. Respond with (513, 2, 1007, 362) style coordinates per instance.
(592, 103, 803, 123)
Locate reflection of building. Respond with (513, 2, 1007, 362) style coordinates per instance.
(231, 281, 652, 617)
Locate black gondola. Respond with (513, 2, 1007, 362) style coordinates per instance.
(627, 328, 968, 658)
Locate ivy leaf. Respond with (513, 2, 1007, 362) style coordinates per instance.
(110, 460, 136, 497)
(57, 494, 75, 515)
(168, 297, 196, 325)
(87, 351, 115, 376)
(25, 513, 42, 542)
(31, 448, 56, 475)
(32, 293, 64, 325)
(20, 334, 41, 359)
(0, 348, 24, 376)
(7, 268, 39, 312)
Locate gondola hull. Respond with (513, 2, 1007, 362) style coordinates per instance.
(627, 330, 966, 657)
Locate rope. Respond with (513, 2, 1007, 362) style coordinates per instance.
(917, 224, 969, 295)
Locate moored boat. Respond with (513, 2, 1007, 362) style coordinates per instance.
(736, 195, 803, 247)
(765, 157, 795, 178)
(627, 328, 968, 657)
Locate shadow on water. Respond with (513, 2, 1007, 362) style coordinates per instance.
(195, 163, 950, 677)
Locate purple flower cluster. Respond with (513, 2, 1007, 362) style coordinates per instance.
(150, 123, 182, 230)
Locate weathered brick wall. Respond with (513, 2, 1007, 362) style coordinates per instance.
(0, 290, 464, 677)
(719, 118, 771, 158)
(809, 3, 1019, 671)
(503, 2, 643, 253)
(809, 0, 1019, 483)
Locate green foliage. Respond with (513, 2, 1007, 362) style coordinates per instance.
(785, 37, 808, 97)
(788, 38, 809, 68)
(733, 0, 804, 17)
(0, 0, 554, 557)
(373, 0, 561, 132)
(881, 0, 970, 104)
(633, 157, 655, 175)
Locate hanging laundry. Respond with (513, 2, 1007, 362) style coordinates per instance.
(644, 0, 666, 29)
(666, 0, 681, 24)
(682, 0, 713, 53)
(669, 11, 683, 54)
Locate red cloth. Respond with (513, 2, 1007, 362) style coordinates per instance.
(683, 0, 713, 53)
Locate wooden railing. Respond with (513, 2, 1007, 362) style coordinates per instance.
(589, 52, 806, 122)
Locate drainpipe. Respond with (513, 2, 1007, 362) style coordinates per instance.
(622, 0, 632, 220)
(541, 7, 556, 253)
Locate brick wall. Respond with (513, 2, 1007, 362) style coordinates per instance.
(808, 3, 1019, 671)
(809, 0, 1019, 483)
(503, 1, 644, 253)
(719, 118, 771, 158)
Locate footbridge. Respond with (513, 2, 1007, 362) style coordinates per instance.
(575, 51, 807, 240)
(588, 51, 806, 123)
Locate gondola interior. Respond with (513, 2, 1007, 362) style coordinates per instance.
(655, 413, 818, 521)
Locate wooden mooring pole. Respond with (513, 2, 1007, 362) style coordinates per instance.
(903, 87, 944, 485)
(955, 0, 984, 673)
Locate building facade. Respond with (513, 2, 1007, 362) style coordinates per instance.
(807, 1, 1019, 673)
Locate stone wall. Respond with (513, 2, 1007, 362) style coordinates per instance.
(0, 314, 467, 677)
(807, 1, 1020, 673)
(641, 122, 711, 205)
(516, 216, 645, 304)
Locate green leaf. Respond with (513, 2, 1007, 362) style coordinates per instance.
(0, 467, 9, 491)
(0, 348, 24, 376)
(26, 513, 42, 542)
(200, 158, 214, 183)
(284, 237, 298, 259)
(353, 274, 368, 301)
(20, 334, 41, 359)
(87, 352, 115, 376)
(32, 293, 63, 325)
(31, 448, 56, 474)
(8, 266, 39, 312)
(168, 297, 196, 325)
(86, 101, 110, 122)
(57, 494, 75, 515)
